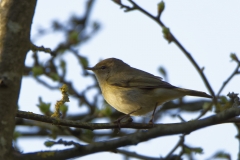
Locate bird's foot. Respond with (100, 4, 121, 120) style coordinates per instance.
(148, 118, 155, 127)
(114, 115, 133, 131)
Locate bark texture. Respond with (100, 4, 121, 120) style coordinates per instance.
(0, 0, 36, 159)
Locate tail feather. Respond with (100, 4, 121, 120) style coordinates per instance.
(177, 88, 212, 98)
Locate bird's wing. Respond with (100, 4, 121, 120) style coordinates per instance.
(107, 68, 177, 89)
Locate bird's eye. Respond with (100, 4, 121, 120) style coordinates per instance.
(100, 66, 106, 70)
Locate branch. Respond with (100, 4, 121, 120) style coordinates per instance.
(16, 110, 153, 130)
(17, 98, 240, 130)
(18, 105, 240, 159)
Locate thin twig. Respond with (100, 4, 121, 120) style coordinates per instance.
(165, 135, 185, 159)
(30, 43, 55, 56)
(217, 63, 240, 97)
(194, 102, 213, 120)
(118, 0, 215, 98)
(116, 149, 160, 160)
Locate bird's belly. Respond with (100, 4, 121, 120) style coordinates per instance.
(102, 87, 157, 116)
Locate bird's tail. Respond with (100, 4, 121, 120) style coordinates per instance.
(177, 88, 212, 98)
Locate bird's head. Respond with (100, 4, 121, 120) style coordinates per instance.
(86, 58, 129, 82)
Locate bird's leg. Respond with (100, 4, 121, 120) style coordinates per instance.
(114, 108, 140, 123)
(149, 104, 157, 125)
(114, 114, 131, 124)
(114, 107, 141, 129)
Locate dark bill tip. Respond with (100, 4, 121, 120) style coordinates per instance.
(85, 67, 95, 70)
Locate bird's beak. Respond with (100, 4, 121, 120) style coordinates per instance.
(85, 67, 96, 71)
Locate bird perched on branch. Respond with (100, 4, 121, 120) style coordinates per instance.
(86, 58, 212, 124)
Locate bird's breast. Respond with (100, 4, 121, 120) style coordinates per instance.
(101, 85, 126, 112)
(100, 84, 158, 115)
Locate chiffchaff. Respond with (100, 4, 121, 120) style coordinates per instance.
(86, 58, 212, 123)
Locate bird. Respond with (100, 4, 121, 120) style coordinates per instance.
(86, 58, 212, 123)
